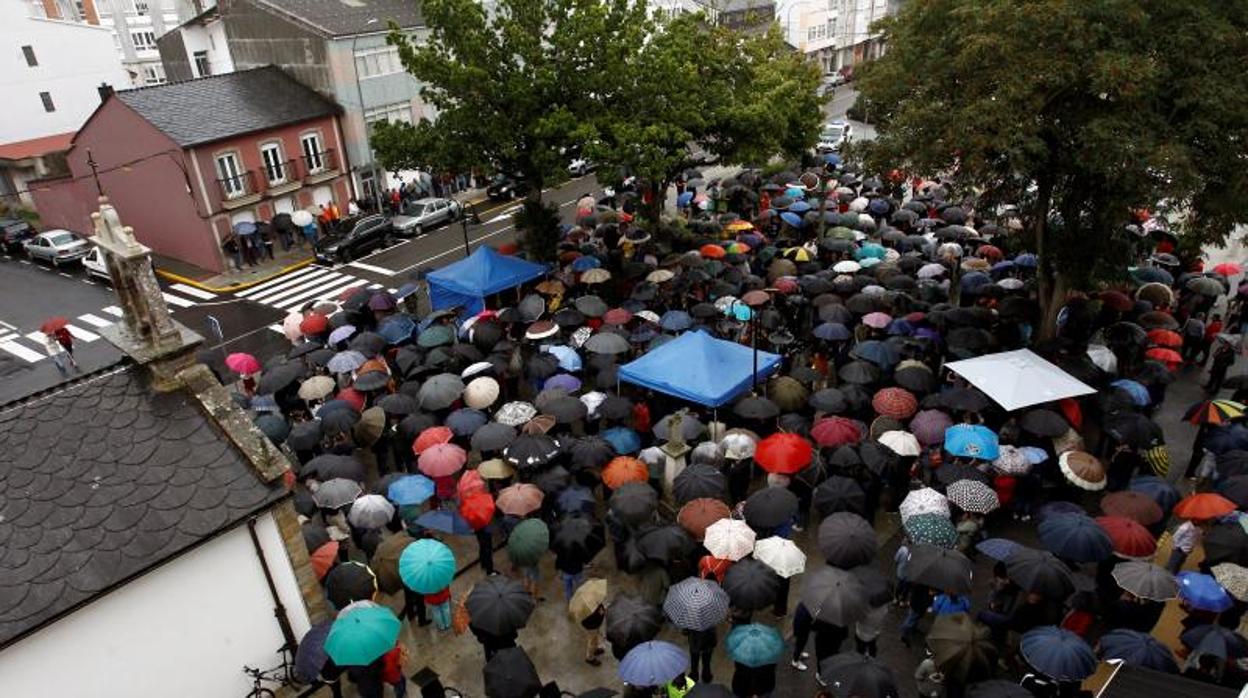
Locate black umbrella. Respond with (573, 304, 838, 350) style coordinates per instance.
(503, 433, 561, 471)
(849, 565, 894, 607)
(817, 512, 877, 568)
(1006, 548, 1075, 598)
(813, 476, 867, 517)
(722, 558, 782, 611)
(483, 646, 541, 698)
(256, 362, 303, 394)
(734, 395, 781, 420)
(546, 396, 589, 424)
(288, 420, 323, 451)
(673, 464, 729, 505)
(809, 388, 849, 414)
(801, 566, 869, 625)
(320, 407, 361, 436)
(324, 562, 376, 609)
(597, 395, 633, 421)
(605, 594, 662, 652)
(349, 331, 387, 358)
(907, 544, 973, 594)
(893, 366, 936, 394)
(375, 393, 419, 416)
(302, 454, 367, 482)
(743, 487, 799, 530)
(1020, 410, 1069, 437)
(1204, 521, 1248, 566)
(467, 575, 536, 636)
(818, 653, 898, 698)
(525, 353, 561, 381)
(941, 387, 991, 413)
(610, 482, 658, 526)
(839, 361, 880, 385)
(858, 442, 899, 476)
(472, 422, 517, 452)
(654, 413, 706, 441)
(532, 465, 571, 494)
(1103, 412, 1164, 450)
(569, 436, 616, 469)
(446, 407, 488, 436)
(635, 524, 694, 564)
(551, 515, 606, 566)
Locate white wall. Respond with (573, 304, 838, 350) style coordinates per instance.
(0, 511, 313, 698)
(178, 18, 235, 78)
(0, 6, 129, 143)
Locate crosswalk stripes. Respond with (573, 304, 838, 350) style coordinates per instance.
(77, 313, 112, 328)
(169, 283, 217, 300)
(0, 331, 43, 363)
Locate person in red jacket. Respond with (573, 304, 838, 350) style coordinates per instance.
(425, 585, 452, 630)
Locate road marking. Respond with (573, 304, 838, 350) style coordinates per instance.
(242, 267, 338, 302)
(268, 324, 285, 334)
(27, 324, 98, 343)
(234, 265, 324, 297)
(169, 283, 217, 300)
(102, 306, 124, 317)
(161, 292, 196, 308)
(58, 272, 75, 279)
(251, 270, 350, 306)
(18, 260, 30, 265)
(392, 225, 517, 276)
(77, 313, 113, 328)
(346, 260, 398, 276)
(276, 278, 368, 311)
(0, 340, 42, 363)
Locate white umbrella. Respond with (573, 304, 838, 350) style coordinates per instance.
(918, 263, 946, 279)
(720, 432, 757, 461)
(1086, 344, 1118, 374)
(298, 375, 336, 401)
(646, 269, 675, 284)
(580, 391, 607, 418)
(347, 494, 396, 529)
(878, 430, 920, 457)
(703, 519, 756, 561)
(291, 209, 315, 227)
(495, 400, 537, 426)
(992, 445, 1032, 475)
(753, 536, 806, 578)
(464, 377, 500, 409)
(833, 260, 861, 274)
(461, 361, 494, 379)
(899, 487, 949, 523)
(282, 310, 304, 342)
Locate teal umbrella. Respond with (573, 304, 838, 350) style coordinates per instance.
(324, 603, 401, 666)
(417, 325, 454, 348)
(507, 519, 551, 566)
(904, 513, 958, 548)
(725, 623, 785, 667)
(398, 539, 456, 593)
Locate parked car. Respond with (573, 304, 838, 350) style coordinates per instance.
(816, 120, 853, 152)
(82, 247, 112, 282)
(391, 197, 462, 237)
(0, 217, 35, 254)
(486, 174, 529, 201)
(568, 156, 595, 177)
(25, 229, 90, 267)
(314, 214, 393, 264)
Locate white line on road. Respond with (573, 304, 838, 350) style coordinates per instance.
(235, 265, 323, 297)
(161, 292, 196, 308)
(18, 260, 30, 265)
(252, 271, 350, 306)
(102, 306, 124, 317)
(26, 323, 98, 343)
(242, 268, 338, 303)
(346, 260, 398, 276)
(276, 278, 368, 311)
(169, 283, 217, 300)
(391, 225, 517, 277)
(58, 272, 74, 279)
(0, 340, 42, 363)
(77, 313, 113, 328)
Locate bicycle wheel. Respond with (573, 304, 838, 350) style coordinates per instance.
(245, 688, 275, 698)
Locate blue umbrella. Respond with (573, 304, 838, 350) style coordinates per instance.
(788, 200, 812, 214)
(1180, 624, 1248, 658)
(823, 153, 842, 166)
(730, 303, 753, 322)
(990, 260, 1016, 274)
(544, 373, 582, 392)
(328, 324, 357, 346)
(387, 474, 435, 506)
(814, 322, 851, 341)
(1130, 266, 1173, 285)
(294, 620, 334, 683)
(446, 408, 488, 437)
(1204, 424, 1248, 455)
(572, 256, 602, 272)
(327, 350, 367, 374)
(602, 426, 642, 454)
(663, 577, 731, 631)
(1177, 572, 1234, 612)
(660, 310, 693, 332)
(618, 641, 690, 687)
(1020, 626, 1097, 681)
(1019, 446, 1049, 464)
(415, 508, 474, 535)
(1110, 379, 1151, 406)
(976, 538, 1023, 562)
(943, 424, 1000, 460)
(1097, 629, 1179, 673)
(850, 340, 900, 368)
(868, 198, 890, 216)
(1036, 501, 1085, 521)
(677, 191, 694, 208)
(855, 243, 887, 260)
(780, 211, 803, 228)
(1014, 253, 1038, 268)
(1038, 513, 1113, 562)
(378, 315, 417, 345)
(725, 624, 784, 667)
(860, 256, 882, 268)
(234, 221, 257, 235)
(784, 187, 805, 198)
(542, 345, 583, 372)
(556, 485, 595, 514)
(1128, 475, 1180, 512)
(886, 319, 914, 336)
(319, 399, 357, 417)
(960, 271, 993, 293)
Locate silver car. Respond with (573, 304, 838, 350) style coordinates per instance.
(25, 229, 90, 267)
(391, 197, 462, 237)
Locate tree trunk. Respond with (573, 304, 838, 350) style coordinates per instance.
(1032, 173, 1058, 340)
(643, 179, 669, 227)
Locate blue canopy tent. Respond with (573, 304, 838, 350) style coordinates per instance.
(618, 330, 782, 407)
(426, 246, 547, 315)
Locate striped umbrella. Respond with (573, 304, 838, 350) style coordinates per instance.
(1184, 399, 1247, 426)
(662, 577, 731, 631)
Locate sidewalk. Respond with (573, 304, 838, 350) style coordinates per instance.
(154, 243, 314, 294)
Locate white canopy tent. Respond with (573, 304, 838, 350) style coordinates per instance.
(945, 349, 1097, 412)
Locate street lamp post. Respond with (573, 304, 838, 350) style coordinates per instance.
(459, 202, 481, 257)
(352, 19, 384, 213)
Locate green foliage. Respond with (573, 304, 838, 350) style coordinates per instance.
(513, 199, 562, 263)
(854, 0, 1248, 328)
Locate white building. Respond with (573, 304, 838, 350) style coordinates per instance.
(0, 1, 128, 207)
(155, 1, 233, 81)
(776, 0, 837, 73)
(834, 0, 901, 70)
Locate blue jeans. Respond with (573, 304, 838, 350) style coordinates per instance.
(562, 571, 585, 600)
(431, 601, 451, 630)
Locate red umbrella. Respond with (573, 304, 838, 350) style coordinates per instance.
(677, 498, 731, 540)
(1214, 262, 1243, 277)
(1097, 290, 1133, 312)
(812, 416, 863, 448)
(458, 469, 488, 499)
(417, 442, 467, 477)
(872, 387, 918, 420)
(460, 492, 496, 530)
(299, 313, 329, 336)
(755, 433, 814, 474)
(1144, 347, 1182, 368)
(335, 387, 365, 412)
(602, 456, 649, 489)
(39, 316, 68, 333)
(1146, 329, 1182, 348)
(310, 540, 340, 580)
(975, 244, 1003, 262)
(1101, 491, 1164, 525)
(1173, 493, 1237, 520)
(700, 244, 726, 259)
(225, 352, 262, 375)
(413, 426, 454, 455)
(1095, 516, 1157, 559)
(603, 308, 634, 326)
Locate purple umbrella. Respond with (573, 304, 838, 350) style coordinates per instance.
(910, 409, 953, 447)
(544, 374, 583, 393)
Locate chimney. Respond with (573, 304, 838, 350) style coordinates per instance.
(98, 82, 115, 103)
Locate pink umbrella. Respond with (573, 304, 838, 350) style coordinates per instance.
(811, 416, 863, 448)
(225, 352, 262, 375)
(282, 311, 304, 342)
(910, 409, 953, 447)
(496, 483, 545, 516)
(417, 443, 467, 478)
(862, 312, 893, 329)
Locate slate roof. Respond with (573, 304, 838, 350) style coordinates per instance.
(253, 0, 424, 36)
(114, 66, 340, 148)
(0, 366, 285, 648)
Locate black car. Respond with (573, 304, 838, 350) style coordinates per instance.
(0, 218, 35, 253)
(314, 214, 393, 264)
(486, 174, 529, 201)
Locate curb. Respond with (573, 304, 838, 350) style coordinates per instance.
(156, 257, 315, 294)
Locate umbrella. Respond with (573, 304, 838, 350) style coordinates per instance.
(418, 373, 464, 410)
(1098, 629, 1179, 673)
(812, 416, 863, 448)
(483, 647, 541, 698)
(878, 430, 921, 457)
(585, 332, 630, 354)
(495, 401, 538, 426)
(602, 426, 642, 454)
(398, 538, 456, 593)
(460, 492, 496, 531)
(464, 377, 501, 409)
(1185, 399, 1247, 425)
(654, 413, 707, 441)
(472, 422, 517, 452)
(818, 653, 897, 698)
(619, 641, 690, 687)
(294, 620, 334, 682)
(414, 508, 473, 535)
(503, 433, 561, 470)
(1101, 490, 1164, 525)
(975, 538, 1023, 562)
(556, 486, 595, 515)
(506, 519, 550, 567)
(1058, 451, 1107, 490)
(872, 387, 917, 419)
(722, 558, 782, 611)
(1038, 514, 1112, 562)
(911, 409, 953, 447)
(325, 562, 378, 609)
(928, 613, 997, 682)
(813, 476, 867, 517)
(415, 427, 456, 456)
(801, 566, 869, 625)
(1211, 562, 1248, 601)
(944, 424, 999, 460)
(1173, 492, 1237, 520)
(945, 480, 1000, 514)
(1007, 549, 1074, 597)
(602, 456, 650, 489)
(1177, 571, 1234, 612)
(1129, 475, 1180, 511)
(1021, 410, 1069, 437)
(606, 595, 663, 651)
(817, 512, 877, 568)
(256, 362, 303, 394)
(725, 624, 785, 668)
(226, 352, 262, 375)
(313, 478, 363, 509)
(610, 482, 658, 525)
(467, 575, 536, 635)
(743, 486, 799, 530)
(753, 536, 806, 578)
(734, 395, 780, 420)
(569, 578, 608, 623)
(551, 516, 606, 566)
(327, 350, 367, 374)
(635, 524, 693, 565)
(663, 577, 731, 631)
(677, 498, 731, 539)
(446, 407, 489, 436)
(1179, 624, 1248, 658)
(348, 494, 396, 529)
(1111, 561, 1177, 601)
(324, 603, 400, 666)
(1095, 516, 1156, 559)
(418, 442, 468, 478)
(673, 464, 729, 504)
(1020, 626, 1097, 681)
(703, 518, 757, 561)
(899, 488, 950, 522)
(907, 545, 973, 594)
(478, 458, 516, 480)
(940, 387, 991, 413)
(496, 483, 544, 516)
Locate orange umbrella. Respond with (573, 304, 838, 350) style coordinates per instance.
(700, 244, 727, 259)
(460, 492, 496, 530)
(1146, 329, 1182, 348)
(310, 540, 340, 580)
(413, 426, 454, 455)
(602, 456, 649, 489)
(40, 316, 68, 333)
(677, 498, 731, 539)
(1144, 347, 1182, 368)
(1173, 493, 1237, 520)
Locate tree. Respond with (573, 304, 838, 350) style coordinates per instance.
(582, 15, 823, 222)
(853, 0, 1248, 335)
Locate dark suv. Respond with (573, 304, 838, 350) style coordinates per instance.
(486, 174, 530, 201)
(314, 214, 393, 264)
(0, 218, 35, 253)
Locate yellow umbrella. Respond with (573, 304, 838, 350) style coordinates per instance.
(726, 220, 755, 232)
(646, 269, 676, 283)
(569, 578, 608, 622)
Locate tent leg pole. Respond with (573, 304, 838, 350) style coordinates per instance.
(752, 317, 759, 391)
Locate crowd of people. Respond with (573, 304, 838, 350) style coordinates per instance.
(221, 155, 1248, 698)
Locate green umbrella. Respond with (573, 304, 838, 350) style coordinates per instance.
(904, 513, 958, 548)
(928, 612, 997, 682)
(324, 603, 401, 666)
(398, 538, 456, 593)
(824, 226, 857, 240)
(417, 325, 454, 348)
(725, 623, 785, 667)
(507, 519, 551, 566)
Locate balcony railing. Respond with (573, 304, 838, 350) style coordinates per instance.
(217, 170, 257, 201)
(302, 149, 337, 177)
(262, 159, 300, 188)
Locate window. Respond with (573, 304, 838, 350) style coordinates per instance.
(828, 18, 836, 37)
(133, 0, 148, 14)
(301, 133, 324, 173)
(193, 50, 210, 77)
(131, 30, 156, 50)
(808, 27, 817, 41)
(260, 143, 286, 184)
(39, 92, 55, 112)
(353, 46, 403, 79)
(142, 64, 165, 85)
(216, 152, 245, 198)
(364, 102, 414, 133)
(21, 45, 36, 67)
